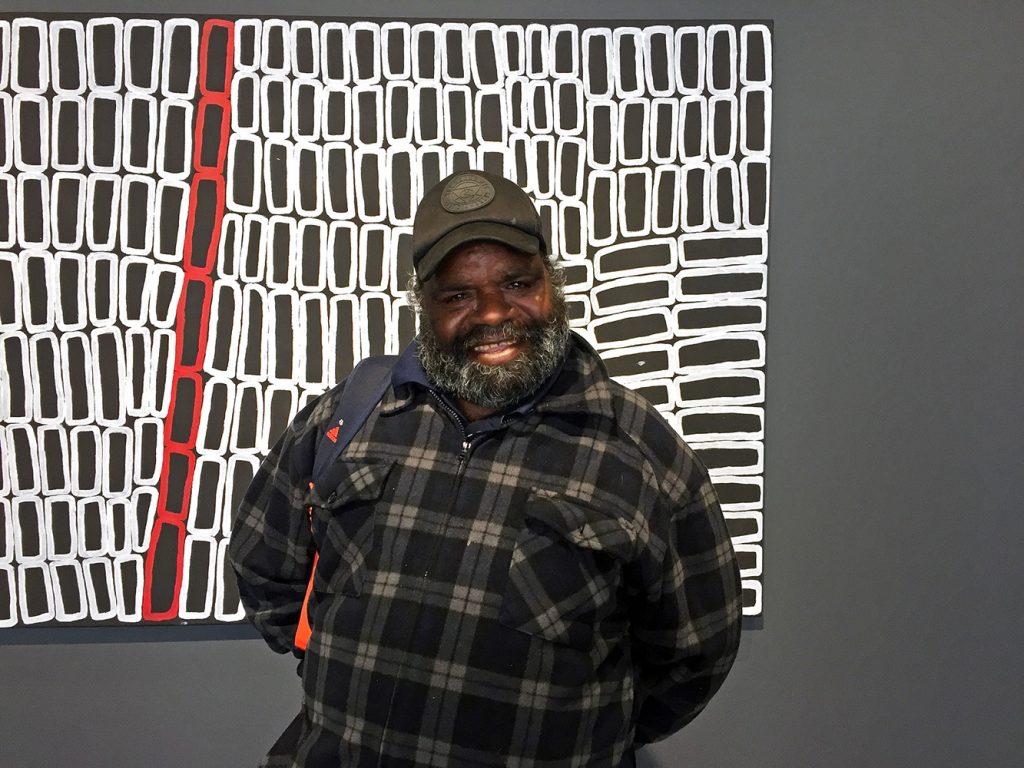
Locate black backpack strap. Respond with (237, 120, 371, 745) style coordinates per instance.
(312, 355, 398, 489)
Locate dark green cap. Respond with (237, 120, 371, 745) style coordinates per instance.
(412, 171, 547, 281)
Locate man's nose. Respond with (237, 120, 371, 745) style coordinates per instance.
(473, 288, 514, 325)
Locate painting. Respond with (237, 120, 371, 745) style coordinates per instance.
(0, 16, 770, 626)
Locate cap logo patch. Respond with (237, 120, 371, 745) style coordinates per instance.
(440, 174, 495, 213)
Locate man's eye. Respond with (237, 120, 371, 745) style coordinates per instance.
(442, 292, 467, 304)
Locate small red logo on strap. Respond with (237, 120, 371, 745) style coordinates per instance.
(325, 426, 340, 443)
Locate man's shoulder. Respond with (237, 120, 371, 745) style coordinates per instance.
(558, 335, 708, 494)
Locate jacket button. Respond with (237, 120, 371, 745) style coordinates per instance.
(328, 492, 337, 503)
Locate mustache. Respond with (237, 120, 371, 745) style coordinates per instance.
(457, 321, 537, 352)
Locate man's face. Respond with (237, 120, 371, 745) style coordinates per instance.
(416, 240, 570, 415)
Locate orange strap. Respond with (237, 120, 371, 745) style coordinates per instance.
(294, 551, 318, 652)
(295, 482, 318, 652)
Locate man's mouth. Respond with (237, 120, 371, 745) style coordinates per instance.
(467, 336, 525, 365)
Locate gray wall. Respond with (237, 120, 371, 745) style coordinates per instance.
(2, 1, 1022, 766)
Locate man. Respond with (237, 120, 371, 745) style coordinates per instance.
(229, 171, 742, 767)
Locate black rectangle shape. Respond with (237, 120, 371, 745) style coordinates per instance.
(3, 339, 28, 419)
(746, 163, 768, 226)
(352, 28, 377, 81)
(18, 100, 42, 167)
(0, 260, 15, 324)
(363, 296, 388, 357)
(295, 83, 316, 137)
(676, 303, 763, 331)
(603, 348, 671, 378)
(193, 462, 221, 530)
(163, 105, 188, 175)
(56, 27, 83, 91)
(21, 177, 45, 244)
(356, 89, 380, 145)
(267, 143, 289, 209)
(599, 280, 670, 309)
(590, 106, 612, 166)
(679, 375, 760, 403)
(622, 173, 648, 233)
(268, 220, 291, 283)
(55, 176, 83, 245)
(16, 25, 42, 90)
(599, 241, 674, 275)
(304, 306, 323, 382)
(474, 32, 498, 85)
(90, 23, 117, 88)
(199, 103, 224, 168)
(124, 181, 149, 251)
(445, 29, 466, 80)
(266, 389, 294, 448)
(164, 452, 190, 515)
(327, 147, 351, 214)
(590, 175, 613, 242)
(128, 25, 156, 90)
(417, 88, 439, 142)
(184, 541, 213, 613)
(359, 154, 382, 218)
(745, 90, 766, 152)
(41, 429, 66, 488)
(264, 79, 285, 134)
(332, 303, 352, 376)
(713, 102, 733, 157)
(21, 567, 49, 620)
(179, 279, 209, 368)
(167, 26, 193, 94)
(147, 524, 180, 613)
(679, 337, 760, 368)
(48, 499, 75, 556)
(80, 498, 104, 552)
(745, 31, 767, 82)
(201, 383, 230, 451)
(621, 102, 645, 161)
(106, 432, 129, 495)
(681, 270, 764, 297)
(677, 33, 700, 91)
(682, 100, 703, 158)
(241, 298, 264, 376)
(16, 500, 42, 558)
(684, 236, 762, 261)
(594, 313, 668, 345)
(711, 29, 733, 91)
(235, 387, 260, 450)
(681, 410, 761, 437)
(128, 98, 151, 167)
(714, 479, 762, 506)
(230, 139, 255, 208)
(362, 228, 386, 287)
(204, 24, 229, 92)
(299, 226, 321, 287)
(66, 337, 91, 421)
(158, 184, 185, 257)
(25, 255, 49, 326)
(170, 377, 198, 444)
(273, 295, 293, 379)
(297, 149, 319, 211)
(91, 97, 118, 168)
(95, 332, 122, 421)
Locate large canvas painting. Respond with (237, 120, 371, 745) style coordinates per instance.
(0, 16, 771, 626)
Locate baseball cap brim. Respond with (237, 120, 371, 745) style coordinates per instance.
(417, 221, 542, 281)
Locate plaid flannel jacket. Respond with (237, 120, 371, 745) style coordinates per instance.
(229, 335, 741, 767)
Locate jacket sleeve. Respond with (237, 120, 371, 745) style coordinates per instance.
(629, 460, 743, 744)
(227, 395, 326, 654)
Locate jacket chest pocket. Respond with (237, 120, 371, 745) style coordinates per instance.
(499, 488, 638, 650)
(307, 460, 394, 597)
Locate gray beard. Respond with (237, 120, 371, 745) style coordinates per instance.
(416, 292, 571, 412)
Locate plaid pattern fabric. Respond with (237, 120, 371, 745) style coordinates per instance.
(229, 335, 741, 767)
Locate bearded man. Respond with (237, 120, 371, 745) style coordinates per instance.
(229, 171, 742, 768)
